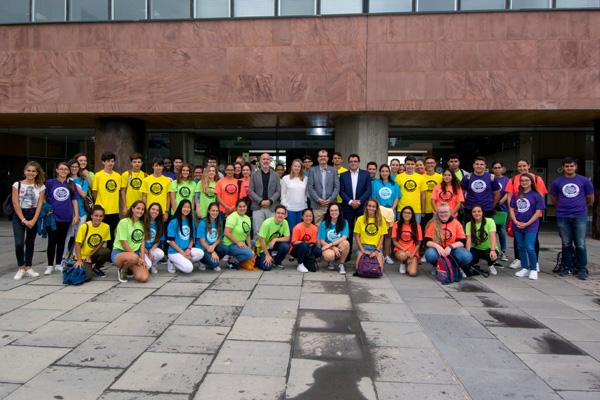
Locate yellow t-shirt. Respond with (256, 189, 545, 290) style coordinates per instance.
(92, 170, 122, 215)
(120, 170, 147, 208)
(141, 175, 171, 212)
(75, 221, 111, 259)
(354, 215, 388, 247)
(423, 173, 443, 213)
(336, 166, 348, 203)
(395, 172, 426, 213)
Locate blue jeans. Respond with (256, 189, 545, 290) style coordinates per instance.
(225, 244, 255, 262)
(424, 247, 472, 268)
(198, 243, 228, 269)
(256, 242, 291, 271)
(291, 242, 322, 264)
(286, 211, 303, 234)
(514, 230, 537, 270)
(557, 217, 588, 275)
(497, 224, 507, 253)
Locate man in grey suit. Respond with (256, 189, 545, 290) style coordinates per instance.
(249, 153, 282, 238)
(308, 149, 340, 224)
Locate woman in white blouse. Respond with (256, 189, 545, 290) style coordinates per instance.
(281, 159, 308, 232)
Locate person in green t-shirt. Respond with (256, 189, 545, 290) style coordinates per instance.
(111, 200, 149, 284)
(223, 199, 254, 267)
(256, 205, 290, 271)
(170, 163, 196, 215)
(466, 205, 498, 276)
(195, 166, 218, 219)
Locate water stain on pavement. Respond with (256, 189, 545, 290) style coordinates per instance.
(477, 296, 505, 308)
(593, 298, 600, 307)
(533, 333, 586, 355)
(487, 310, 545, 328)
(298, 310, 357, 333)
(456, 282, 494, 293)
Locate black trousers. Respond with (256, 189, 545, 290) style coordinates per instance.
(12, 208, 37, 266)
(103, 213, 120, 250)
(47, 221, 71, 265)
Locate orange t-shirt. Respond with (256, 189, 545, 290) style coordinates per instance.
(291, 223, 318, 252)
(239, 178, 250, 199)
(505, 173, 548, 195)
(431, 184, 465, 214)
(424, 218, 465, 247)
(392, 222, 423, 255)
(214, 177, 240, 213)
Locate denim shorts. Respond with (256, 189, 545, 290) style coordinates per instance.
(111, 248, 141, 263)
(362, 244, 378, 253)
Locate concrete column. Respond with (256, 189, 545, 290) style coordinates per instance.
(334, 115, 389, 168)
(593, 120, 600, 240)
(95, 118, 146, 172)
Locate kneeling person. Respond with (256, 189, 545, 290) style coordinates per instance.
(112, 201, 149, 283)
(196, 202, 227, 271)
(167, 200, 203, 273)
(392, 206, 422, 276)
(74, 205, 111, 278)
(291, 208, 322, 273)
(354, 199, 387, 275)
(256, 205, 291, 271)
(466, 205, 498, 276)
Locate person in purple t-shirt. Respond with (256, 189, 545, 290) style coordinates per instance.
(492, 161, 510, 261)
(510, 173, 545, 280)
(461, 156, 500, 222)
(44, 162, 79, 276)
(550, 157, 595, 280)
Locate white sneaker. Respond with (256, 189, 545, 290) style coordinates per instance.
(536, 262, 540, 272)
(167, 260, 175, 274)
(489, 265, 498, 276)
(384, 256, 394, 265)
(213, 266, 222, 272)
(44, 266, 53, 275)
(509, 259, 521, 269)
(338, 264, 346, 275)
(460, 269, 467, 279)
(54, 264, 63, 272)
(150, 266, 158, 274)
(198, 264, 206, 272)
(515, 268, 529, 277)
(297, 263, 309, 273)
(500, 253, 509, 262)
(529, 270, 538, 280)
(24, 269, 40, 278)
(420, 256, 426, 263)
(327, 262, 336, 271)
(14, 269, 25, 280)
(399, 264, 406, 274)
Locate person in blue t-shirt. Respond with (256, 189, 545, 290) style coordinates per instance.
(166, 200, 203, 274)
(550, 157, 595, 280)
(317, 203, 350, 273)
(195, 202, 227, 272)
(143, 202, 165, 274)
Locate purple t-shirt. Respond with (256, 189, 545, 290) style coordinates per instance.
(462, 172, 500, 211)
(510, 190, 545, 233)
(496, 176, 510, 212)
(550, 174, 594, 218)
(45, 179, 78, 222)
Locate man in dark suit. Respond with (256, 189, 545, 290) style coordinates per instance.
(339, 154, 372, 251)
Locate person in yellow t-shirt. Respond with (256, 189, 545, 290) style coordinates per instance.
(92, 151, 121, 249)
(120, 152, 147, 214)
(354, 199, 387, 270)
(333, 151, 348, 203)
(141, 158, 171, 222)
(422, 156, 443, 228)
(395, 156, 426, 224)
(74, 205, 111, 277)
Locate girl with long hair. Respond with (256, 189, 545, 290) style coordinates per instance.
(318, 203, 350, 274)
(466, 205, 498, 276)
(392, 206, 422, 276)
(290, 208, 322, 273)
(215, 164, 239, 216)
(281, 159, 308, 232)
(170, 163, 195, 215)
(167, 200, 204, 274)
(195, 165, 218, 218)
(196, 202, 227, 271)
(143, 202, 165, 274)
(112, 200, 148, 283)
(223, 198, 255, 268)
(431, 168, 464, 216)
(354, 199, 387, 273)
(62, 159, 90, 263)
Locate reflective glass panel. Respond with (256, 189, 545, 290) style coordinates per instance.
(234, 0, 275, 16)
(34, 0, 66, 22)
(0, 0, 30, 23)
(70, 0, 109, 21)
(556, 0, 598, 7)
(195, 0, 230, 18)
(280, 0, 315, 15)
(113, 0, 146, 20)
(369, 0, 412, 12)
(511, 0, 550, 8)
(151, 0, 191, 19)
(461, 0, 506, 10)
(320, 0, 362, 14)
(417, 0, 456, 11)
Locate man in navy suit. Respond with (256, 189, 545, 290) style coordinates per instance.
(339, 154, 372, 251)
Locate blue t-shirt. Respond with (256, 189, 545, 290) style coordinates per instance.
(495, 176, 510, 212)
(74, 177, 88, 218)
(371, 180, 401, 208)
(145, 221, 164, 250)
(45, 179, 79, 222)
(195, 219, 223, 249)
(462, 172, 500, 211)
(510, 190, 546, 233)
(318, 220, 349, 243)
(167, 218, 193, 254)
(550, 174, 594, 218)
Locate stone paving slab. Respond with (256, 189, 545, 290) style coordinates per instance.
(251, 284, 302, 300)
(117, 276, 172, 288)
(26, 274, 65, 286)
(299, 293, 352, 310)
(174, 305, 241, 326)
(356, 303, 417, 323)
(56, 301, 133, 323)
(302, 280, 348, 294)
(241, 298, 298, 319)
(552, 295, 600, 311)
(297, 309, 355, 333)
(100, 392, 190, 400)
(535, 318, 600, 342)
(372, 347, 457, 384)
(219, 270, 263, 279)
(149, 325, 229, 354)
(259, 272, 303, 285)
(573, 341, 600, 361)
(194, 373, 286, 400)
(209, 340, 291, 376)
(21, 291, 97, 311)
(229, 316, 295, 342)
(94, 287, 156, 303)
(349, 287, 404, 304)
(0, 299, 31, 315)
(302, 272, 345, 282)
(417, 314, 496, 339)
(447, 292, 514, 308)
(0, 345, 69, 383)
(374, 382, 470, 400)
(99, 312, 179, 337)
(405, 297, 470, 316)
(129, 295, 194, 314)
(0, 330, 26, 347)
(556, 391, 600, 400)
(517, 354, 600, 391)
(153, 282, 209, 297)
(14, 320, 106, 348)
(489, 327, 587, 355)
(361, 321, 434, 348)
(210, 277, 259, 291)
(0, 308, 65, 331)
(58, 334, 155, 368)
(0, 384, 19, 399)
(294, 331, 362, 360)
(59, 280, 118, 294)
(0, 284, 62, 300)
(194, 290, 250, 306)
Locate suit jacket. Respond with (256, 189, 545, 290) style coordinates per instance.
(339, 169, 372, 215)
(248, 169, 281, 211)
(307, 165, 340, 205)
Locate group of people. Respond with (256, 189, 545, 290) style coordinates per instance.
(10, 148, 594, 283)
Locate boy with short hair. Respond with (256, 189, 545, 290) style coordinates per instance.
(141, 158, 171, 222)
(256, 205, 291, 271)
(92, 151, 121, 249)
(120, 153, 147, 215)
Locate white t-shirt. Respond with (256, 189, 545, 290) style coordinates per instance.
(281, 175, 308, 212)
(13, 182, 46, 209)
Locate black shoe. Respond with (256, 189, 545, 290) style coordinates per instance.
(92, 267, 106, 277)
(560, 269, 573, 277)
(577, 272, 588, 280)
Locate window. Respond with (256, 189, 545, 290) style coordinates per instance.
(70, 0, 109, 21)
(417, 0, 456, 11)
(151, 0, 191, 19)
(555, 0, 598, 7)
(320, 0, 363, 14)
(34, 0, 67, 22)
(234, 0, 275, 16)
(369, 0, 412, 12)
(0, 0, 30, 23)
(461, 0, 506, 10)
(195, 0, 230, 18)
(510, 0, 550, 8)
(280, 0, 315, 15)
(113, 0, 146, 20)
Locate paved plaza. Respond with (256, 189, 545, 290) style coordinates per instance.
(0, 221, 599, 400)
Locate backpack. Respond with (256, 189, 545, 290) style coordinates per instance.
(3, 182, 20, 219)
(356, 254, 382, 278)
(436, 254, 462, 285)
(303, 248, 318, 272)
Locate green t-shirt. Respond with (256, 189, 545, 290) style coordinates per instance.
(196, 181, 217, 218)
(170, 180, 196, 213)
(256, 217, 290, 254)
(224, 212, 251, 246)
(466, 218, 496, 251)
(114, 218, 145, 252)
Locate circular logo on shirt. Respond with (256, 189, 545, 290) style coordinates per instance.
(53, 187, 70, 202)
(105, 179, 118, 193)
(150, 182, 163, 195)
(426, 180, 437, 191)
(87, 233, 102, 248)
(130, 178, 142, 190)
(471, 179, 487, 193)
(481, 231, 489, 242)
(131, 229, 144, 243)
(327, 229, 340, 242)
(302, 233, 312, 242)
(181, 225, 190, 241)
(516, 198, 531, 213)
(498, 181, 504, 190)
(404, 180, 417, 192)
(442, 228, 453, 241)
(242, 221, 251, 234)
(365, 223, 379, 236)
(269, 232, 282, 241)
(207, 228, 218, 242)
(225, 184, 238, 195)
(440, 190, 454, 202)
(378, 187, 392, 200)
(399, 230, 414, 243)
(179, 186, 191, 198)
(149, 226, 157, 242)
(562, 183, 580, 198)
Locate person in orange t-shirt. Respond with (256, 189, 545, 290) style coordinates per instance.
(392, 206, 423, 277)
(214, 164, 240, 215)
(290, 209, 322, 273)
(431, 169, 464, 217)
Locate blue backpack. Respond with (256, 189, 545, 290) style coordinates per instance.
(436, 254, 462, 285)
